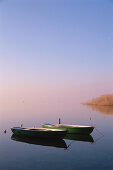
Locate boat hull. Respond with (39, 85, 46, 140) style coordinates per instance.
(11, 127, 67, 139)
(42, 124, 94, 134)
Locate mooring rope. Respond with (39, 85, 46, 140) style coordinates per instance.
(92, 135, 104, 144)
(89, 127, 104, 144)
(94, 127, 104, 137)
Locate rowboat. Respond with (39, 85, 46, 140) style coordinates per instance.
(64, 134, 94, 143)
(11, 134, 67, 149)
(42, 124, 94, 134)
(11, 127, 67, 139)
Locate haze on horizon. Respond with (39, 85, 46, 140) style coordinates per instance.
(0, 0, 113, 111)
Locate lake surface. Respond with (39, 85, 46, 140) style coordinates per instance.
(0, 103, 113, 170)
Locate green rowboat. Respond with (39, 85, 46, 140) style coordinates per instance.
(11, 127, 67, 139)
(42, 124, 94, 134)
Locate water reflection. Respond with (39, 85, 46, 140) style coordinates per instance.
(64, 134, 94, 143)
(11, 134, 67, 149)
(83, 105, 113, 114)
(11, 133, 94, 150)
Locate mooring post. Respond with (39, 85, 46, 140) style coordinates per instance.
(59, 118, 61, 124)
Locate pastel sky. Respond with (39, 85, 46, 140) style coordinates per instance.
(0, 0, 113, 109)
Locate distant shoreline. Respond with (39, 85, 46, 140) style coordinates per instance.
(82, 94, 113, 106)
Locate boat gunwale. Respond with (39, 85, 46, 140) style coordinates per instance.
(43, 124, 94, 128)
(11, 127, 67, 132)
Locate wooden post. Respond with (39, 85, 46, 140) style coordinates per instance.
(59, 118, 61, 124)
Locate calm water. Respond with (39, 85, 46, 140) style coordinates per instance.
(0, 104, 113, 170)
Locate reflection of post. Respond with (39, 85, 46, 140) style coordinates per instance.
(59, 118, 61, 124)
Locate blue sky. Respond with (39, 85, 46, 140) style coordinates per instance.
(0, 0, 113, 102)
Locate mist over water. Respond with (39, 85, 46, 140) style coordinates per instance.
(84, 105, 113, 115)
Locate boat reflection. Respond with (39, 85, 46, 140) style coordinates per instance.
(11, 134, 67, 149)
(84, 105, 113, 115)
(64, 134, 94, 143)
